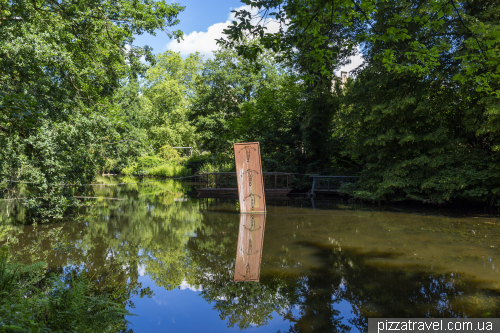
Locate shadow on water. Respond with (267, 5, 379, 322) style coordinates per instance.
(1, 177, 500, 332)
(279, 242, 500, 332)
(188, 209, 500, 332)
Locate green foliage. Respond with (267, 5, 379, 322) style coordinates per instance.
(229, 73, 306, 172)
(116, 80, 152, 130)
(184, 154, 212, 174)
(190, 42, 309, 172)
(121, 156, 190, 177)
(43, 273, 132, 332)
(159, 145, 181, 161)
(334, 0, 500, 205)
(145, 163, 191, 177)
(141, 51, 203, 151)
(223, 0, 500, 99)
(114, 52, 202, 175)
(102, 159, 121, 174)
(0, 246, 132, 332)
(198, 162, 235, 174)
(137, 155, 165, 170)
(1, 0, 497, 215)
(218, 0, 500, 204)
(190, 43, 274, 154)
(0, 0, 185, 222)
(20, 114, 126, 221)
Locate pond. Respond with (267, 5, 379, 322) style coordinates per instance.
(1, 177, 500, 332)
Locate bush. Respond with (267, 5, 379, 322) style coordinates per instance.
(0, 246, 132, 332)
(121, 155, 164, 176)
(122, 160, 191, 177)
(121, 161, 138, 176)
(136, 155, 164, 169)
(185, 154, 211, 173)
(146, 163, 191, 177)
(102, 158, 121, 174)
(159, 145, 181, 161)
(198, 161, 235, 174)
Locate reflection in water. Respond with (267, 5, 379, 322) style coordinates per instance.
(1, 177, 500, 332)
(234, 214, 266, 282)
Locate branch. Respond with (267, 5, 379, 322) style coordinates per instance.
(102, 139, 141, 145)
(351, 0, 404, 58)
(449, 0, 489, 61)
(31, 0, 49, 13)
(302, 7, 322, 34)
(330, 0, 335, 28)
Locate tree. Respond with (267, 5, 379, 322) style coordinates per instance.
(222, 0, 499, 99)
(0, 0, 185, 221)
(336, 0, 500, 204)
(190, 42, 307, 171)
(141, 51, 203, 151)
(190, 44, 270, 155)
(230, 72, 305, 171)
(221, 1, 360, 171)
(221, 0, 500, 203)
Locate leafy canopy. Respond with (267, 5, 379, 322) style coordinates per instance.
(0, 0, 185, 222)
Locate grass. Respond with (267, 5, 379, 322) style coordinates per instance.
(122, 161, 191, 178)
(145, 163, 191, 177)
(198, 161, 235, 174)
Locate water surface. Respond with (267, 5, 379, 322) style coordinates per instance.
(1, 177, 499, 332)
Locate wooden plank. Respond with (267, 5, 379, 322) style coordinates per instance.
(234, 213, 266, 282)
(234, 142, 266, 213)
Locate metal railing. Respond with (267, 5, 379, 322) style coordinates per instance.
(309, 175, 359, 196)
(198, 172, 292, 189)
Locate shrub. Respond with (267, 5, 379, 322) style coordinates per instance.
(136, 155, 164, 169)
(122, 160, 191, 177)
(198, 161, 235, 174)
(0, 246, 133, 332)
(159, 145, 181, 161)
(146, 163, 191, 177)
(121, 162, 138, 176)
(185, 154, 211, 173)
(102, 158, 120, 174)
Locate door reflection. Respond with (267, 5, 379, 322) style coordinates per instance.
(234, 214, 266, 282)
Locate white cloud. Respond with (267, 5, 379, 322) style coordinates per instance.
(179, 280, 203, 292)
(154, 298, 167, 306)
(138, 264, 146, 276)
(166, 5, 282, 58)
(166, 21, 228, 58)
(166, 5, 362, 76)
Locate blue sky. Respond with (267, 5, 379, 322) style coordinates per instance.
(133, 0, 363, 75)
(133, 0, 244, 57)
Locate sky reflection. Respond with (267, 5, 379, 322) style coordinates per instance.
(2, 177, 500, 332)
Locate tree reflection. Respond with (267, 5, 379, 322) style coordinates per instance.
(1, 178, 202, 330)
(2, 181, 500, 332)
(184, 210, 500, 332)
(277, 242, 500, 333)
(185, 212, 300, 329)
(282, 249, 351, 333)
